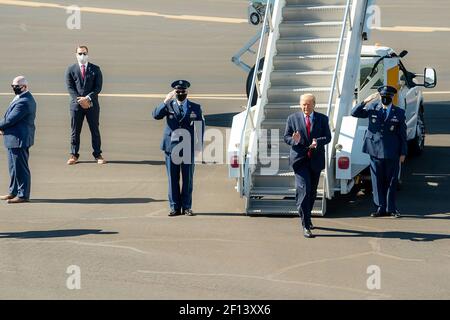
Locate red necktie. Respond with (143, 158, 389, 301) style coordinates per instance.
(305, 115, 311, 138)
(81, 64, 86, 80)
(306, 115, 312, 158)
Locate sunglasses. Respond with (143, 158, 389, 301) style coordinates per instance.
(176, 90, 187, 94)
(77, 52, 88, 56)
(11, 85, 23, 89)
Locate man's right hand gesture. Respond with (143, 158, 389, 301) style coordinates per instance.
(164, 90, 176, 105)
(293, 131, 301, 144)
(364, 92, 379, 104)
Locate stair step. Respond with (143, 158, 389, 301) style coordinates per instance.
(250, 187, 324, 197)
(265, 103, 332, 110)
(280, 20, 343, 38)
(286, 0, 348, 6)
(283, 5, 347, 22)
(261, 107, 327, 125)
(273, 54, 340, 71)
(277, 37, 341, 55)
(252, 172, 325, 189)
(254, 169, 294, 177)
(271, 70, 335, 87)
(267, 86, 331, 104)
(250, 187, 296, 196)
(247, 198, 324, 216)
(276, 38, 339, 54)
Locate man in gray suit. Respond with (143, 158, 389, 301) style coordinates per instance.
(0, 76, 36, 204)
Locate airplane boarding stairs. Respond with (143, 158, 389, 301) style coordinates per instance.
(236, 0, 369, 216)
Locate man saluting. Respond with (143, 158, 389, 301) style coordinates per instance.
(351, 85, 407, 218)
(153, 80, 205, 217)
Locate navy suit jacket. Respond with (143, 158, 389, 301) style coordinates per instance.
(152, 99, 205, 156)
(0, 91, 36, 149)
(65, 62, 103, 111)
(284, 111, 331, 172)
(351, 101, 407, 159)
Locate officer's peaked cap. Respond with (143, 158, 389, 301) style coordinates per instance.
(377, 85, 397, 97)
(171, 80, 191, 90)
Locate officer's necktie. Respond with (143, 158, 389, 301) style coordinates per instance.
(382, 108, 387, 121)
(178, 104, 184, 118)
(305, 115, 312, 158)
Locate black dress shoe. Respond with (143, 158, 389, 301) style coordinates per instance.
(183, 209, 195, 216)
(389, 211, 401, 218)
(303, 228, 314, 238)
(371, 211, 385, 217)
(168, 209, 181, 217)
(310, 224, 314, 230)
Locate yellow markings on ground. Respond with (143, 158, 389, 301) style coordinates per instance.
(0, 92, 247, 101)
(374, 26, 450, 32)
(0, 0, 247, 24)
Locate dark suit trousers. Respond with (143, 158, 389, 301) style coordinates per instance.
(7, 147, 31, 199)
(369, 156, 399, 213)
(165, 152, 195, 211)
(293, 159, 321, 229)
(70, 107, 102, 158)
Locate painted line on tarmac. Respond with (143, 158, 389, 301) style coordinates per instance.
(0, 0, 247, 24)
(0, 91, 445, 100)
(374, 26, 450, 32)
(422, 91, 450, 95)
(0, 92, 247, 101)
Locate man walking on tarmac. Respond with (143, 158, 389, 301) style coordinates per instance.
(284, 93, 331, 238)
(351, 85, 407, 218)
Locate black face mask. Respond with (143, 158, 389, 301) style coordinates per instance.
(176, 93, 187, 102)
(12, 85, 23, 95)
(381, 96, 392, 105)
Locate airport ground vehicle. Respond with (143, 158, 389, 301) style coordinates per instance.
(227, 0, 436, 215)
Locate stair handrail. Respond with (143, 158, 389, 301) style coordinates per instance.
(237, 1, 275, 197)
(324, 0, 353, 198)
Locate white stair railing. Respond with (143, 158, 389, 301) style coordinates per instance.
(324, 0, 370, 199)
(237, 0, 285, 197)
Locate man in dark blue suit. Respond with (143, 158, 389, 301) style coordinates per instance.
(284, 94, 331, 238)
(153, 80, 205, 217)
(65, 45, 106, 165)
(0, 76, 36, 204)
(351, 85, 407, 218)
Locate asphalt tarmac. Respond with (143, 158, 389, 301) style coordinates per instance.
(0, 0, 448, 299)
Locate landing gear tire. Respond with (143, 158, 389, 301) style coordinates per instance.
(249, 12, 261, 25)
(246, 57, 265, 107)
(408, 108, 425, 156)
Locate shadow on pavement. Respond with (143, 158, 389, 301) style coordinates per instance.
(423, 100, 450, 135)
(195, 212, 249, 217)
(31, 198, 166, 204)
(204, 112, 239, 128)
(77, 160, 165, 165)
(0, 229, 118, 239)
(314, 226, 450, 242)
(102, 160, 165, 165)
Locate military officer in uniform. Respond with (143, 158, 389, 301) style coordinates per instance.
(351, 85, 407, 218)
(152, 80, 205, 217)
